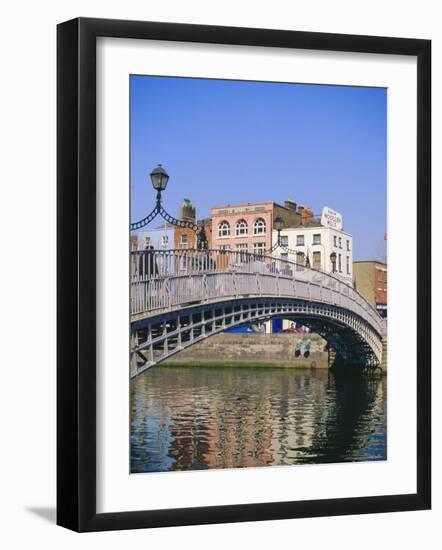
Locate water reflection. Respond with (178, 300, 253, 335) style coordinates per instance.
(130, 366, 386, 473)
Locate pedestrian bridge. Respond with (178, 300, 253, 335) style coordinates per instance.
(130, 249, 387, 378)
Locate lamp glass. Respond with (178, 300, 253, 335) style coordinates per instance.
(275, 216, 284, 232)
(150, 165, 169, 191)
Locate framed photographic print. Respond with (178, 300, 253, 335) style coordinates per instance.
(57, 17, 431, 532)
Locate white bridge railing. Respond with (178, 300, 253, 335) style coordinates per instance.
(130, 248, 385, 336)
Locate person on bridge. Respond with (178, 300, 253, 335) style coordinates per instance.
(139, 245, 158, 278)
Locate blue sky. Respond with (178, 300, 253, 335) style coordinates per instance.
(130, 75, 386, 261)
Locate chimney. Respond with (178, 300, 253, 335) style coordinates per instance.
(284, 199, 297, 211)
(300, 206, 314, 226)
(179, 198, 196, 222)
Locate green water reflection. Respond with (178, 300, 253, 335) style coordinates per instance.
(130, 366, 386, 473)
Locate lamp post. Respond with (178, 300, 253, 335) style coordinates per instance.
(267, 215, 285, 255)
(330, 251, 337, 273)
(274, 216, 284, 247)
(131, 164, 208, 249)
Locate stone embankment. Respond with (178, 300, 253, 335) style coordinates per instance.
(163, 332, 329, 368)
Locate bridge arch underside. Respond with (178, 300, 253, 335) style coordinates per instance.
(130, 297, 383, 378)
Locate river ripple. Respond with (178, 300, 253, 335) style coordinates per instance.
(130, 366, 386, 473)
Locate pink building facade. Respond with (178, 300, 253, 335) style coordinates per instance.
(211, 200, 300, 254)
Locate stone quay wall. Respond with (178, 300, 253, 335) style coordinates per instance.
(163, 332, 329, 368)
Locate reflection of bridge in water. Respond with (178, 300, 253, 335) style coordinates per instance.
(130, 249, 387, 378)
(130, 368, 387, 472)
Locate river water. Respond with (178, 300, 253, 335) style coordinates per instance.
(130, 366, 386, 473)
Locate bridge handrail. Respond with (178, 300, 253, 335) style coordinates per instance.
(130, 248, 384, 327)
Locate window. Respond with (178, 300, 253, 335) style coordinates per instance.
(218, 220, 230, 237)
(253, 217, 266, 235)
(280, 252, 288, 261)
(253, 242, 266, 256)
(313, 234, 321, 245)
(236, 219, 248, 236)
(280, 235, 288, 247)
(333, 235, 337, 247)
(338, 253, 342, 272)
(346, 239, 350, 251)
(219, 244, 231, 251)
(346, 256, 350, 274)
(236, 243, 248, 252)
(296, 252, 305, 271)
(180, 234, 188, 245)
(313, 251, 321, 269)
(162, 235, 169, 248)
(143, 236, 151, 249)
(338, 237, 342, 248)
(296, 235, 305, 246)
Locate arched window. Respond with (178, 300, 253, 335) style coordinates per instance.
(253, 217, 266, 235)
(235, 219, 248, 236)
(218, 220, 230, 237)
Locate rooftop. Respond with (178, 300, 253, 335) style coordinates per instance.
(211, 201, 275, 210)
(353, 260, 387, 266)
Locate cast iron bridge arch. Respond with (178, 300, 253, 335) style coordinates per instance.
(130, 249, 386, 378)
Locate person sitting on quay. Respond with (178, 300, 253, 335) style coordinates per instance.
(304, 337, 311, 358)
(294, 337, 303, 357)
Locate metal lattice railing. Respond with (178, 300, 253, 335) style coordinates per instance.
(130, 248, 386, 337)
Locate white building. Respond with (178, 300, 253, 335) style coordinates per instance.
(131, 224, 175, 251)
(272, 207, 353, 286)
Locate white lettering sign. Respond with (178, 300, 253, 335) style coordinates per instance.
(321, 207, 343, 230)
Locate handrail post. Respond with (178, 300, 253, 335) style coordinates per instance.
(165, 276, 171, 310)
(232, 271, 238, 298)
(203, 273, 209, 302)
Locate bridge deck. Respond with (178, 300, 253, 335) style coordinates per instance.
(129, 249, 386, 377)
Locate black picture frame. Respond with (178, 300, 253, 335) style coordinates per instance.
(57, 17, 431, 532)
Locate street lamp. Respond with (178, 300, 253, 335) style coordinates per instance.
(274, 216, 284, 247)
(330, 251, 337, 273)
(150, 164, 169, 207)
(131, 164, 208, 249)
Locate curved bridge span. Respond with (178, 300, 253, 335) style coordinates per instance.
(130, 249, 386, 378)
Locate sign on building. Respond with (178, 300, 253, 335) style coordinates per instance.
(321, 207, 343, 230)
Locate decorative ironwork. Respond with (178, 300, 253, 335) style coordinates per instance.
(158, 206, 199, 231)
(268, 242, 303, 256)
(130, 163, 207, 248)
(130, 201, 207, 248)
(130, 206, 160, 231)
(130, 205, 200, 232)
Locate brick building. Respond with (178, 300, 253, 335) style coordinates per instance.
(174, 198, 213, 249)
(353, 260, 387, 317)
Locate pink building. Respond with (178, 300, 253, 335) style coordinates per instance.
(211, 200, 301, 254)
